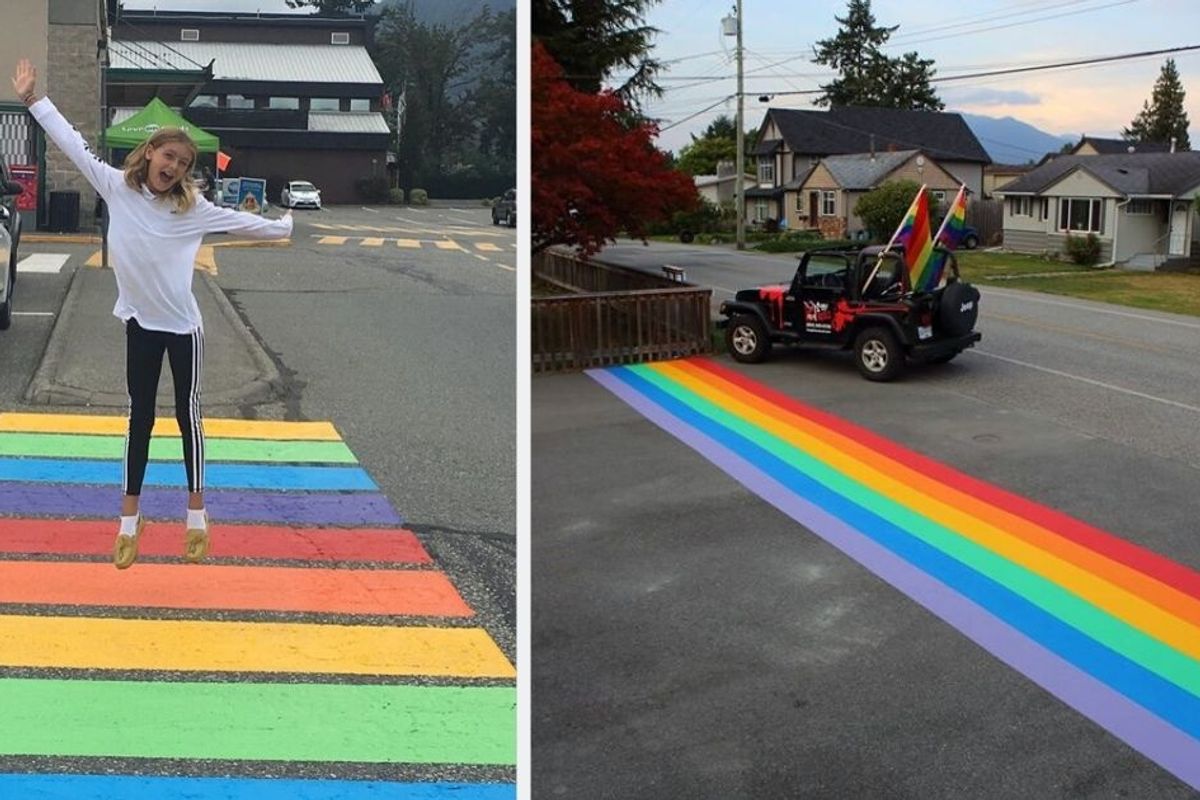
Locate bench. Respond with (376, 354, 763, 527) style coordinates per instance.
(662, 264, 687, 283)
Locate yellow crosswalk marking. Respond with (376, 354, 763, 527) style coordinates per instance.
(475, 243, 502, 252)
(319, 236, 349, 245)
(435, 240, 463, 250)
(86, 248, 217, 274)
(361, 238, 385, 246)
(396, 239, 421, 248)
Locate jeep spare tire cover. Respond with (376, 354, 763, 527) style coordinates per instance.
(938, 282, 980, 337)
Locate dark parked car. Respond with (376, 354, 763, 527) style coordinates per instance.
(492, 188, 516, 227)
(0, 163, 23, 329)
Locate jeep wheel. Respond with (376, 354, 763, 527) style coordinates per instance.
(726, 315, 770, 363)
(854, 326, 903, 381)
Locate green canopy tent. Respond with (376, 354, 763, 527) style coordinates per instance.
(104, 97, 219, 152)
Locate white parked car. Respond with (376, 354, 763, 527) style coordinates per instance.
(281, 180, 322, 210)
(0, 166, 23, 330)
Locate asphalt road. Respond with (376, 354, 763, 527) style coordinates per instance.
(533, 240, 1200, 797)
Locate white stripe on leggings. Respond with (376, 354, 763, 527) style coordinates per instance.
(188, 328, 205, 492)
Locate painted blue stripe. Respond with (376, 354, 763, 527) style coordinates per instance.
(0, 458, 376, 491)
(0, 774, 514, 800)
(609, 366, 1200, 738)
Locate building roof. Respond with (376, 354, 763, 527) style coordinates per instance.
(818, 149, 920, 190)
(753, 138, 783, 156)
(110, 40, 382, 84)
(1072, 136, 1174, 155)
(761, 106, 990, 164)
(308, 111, 390, 134)
(996, 151, 1200, 197)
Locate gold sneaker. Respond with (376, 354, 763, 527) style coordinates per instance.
(113, 514, 145, 570)
(184, 511, 209, 563)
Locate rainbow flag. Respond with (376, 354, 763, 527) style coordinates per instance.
(888, 186, 935, 293)
(922, 184, 969, 292)
(590, 358, 1200, 791)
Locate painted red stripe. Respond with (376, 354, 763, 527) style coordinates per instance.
(0, 519, 430, 563)
(687, 357, 1200, 600)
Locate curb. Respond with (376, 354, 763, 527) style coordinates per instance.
(23, 233, 101, 244)
(24, 264, 83, 406)
(199, 270, 285, 406)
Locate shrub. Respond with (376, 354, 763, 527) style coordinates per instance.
(854, 179, 923, 241)
(388, 188, 405, 205)
(355, 176, 390, 203)
(755, 236, 856, 254)
(410, 188, 429, 206)
(1065, 232, 1101, 266)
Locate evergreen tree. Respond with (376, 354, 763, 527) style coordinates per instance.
(284, 0, 376, 14)
(812, 0, 942, 110)
(1123, 59, 1190, 150)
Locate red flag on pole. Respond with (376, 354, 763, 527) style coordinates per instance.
(216, 151, 231, 172)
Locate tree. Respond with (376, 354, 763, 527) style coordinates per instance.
(532, 42, 698, 255)
(812, 0, 943, 110)
(284, 0, 376, 13)
(532, 0, 663, 104)
(675, 136, 738, 176)
(1123, 59, 1190, 150)
(854, 179, 921, 241)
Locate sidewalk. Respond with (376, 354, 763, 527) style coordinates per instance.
(27, 264, 282, 408)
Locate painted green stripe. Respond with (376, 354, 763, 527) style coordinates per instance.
(0, 432, 356, 464)
(0, 680, 514, 765)
(633, 366, 1200, 696)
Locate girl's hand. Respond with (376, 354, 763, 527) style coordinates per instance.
(11, 58, 37, 104)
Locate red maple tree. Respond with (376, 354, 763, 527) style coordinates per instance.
(532, 42, 697, 255)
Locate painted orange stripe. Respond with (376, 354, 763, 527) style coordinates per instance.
(0, 561, 471, 617)
(0, 519, 431, 564)
(671, 359, 1200, 629)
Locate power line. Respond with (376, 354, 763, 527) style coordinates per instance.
(658, 95, 735, 132)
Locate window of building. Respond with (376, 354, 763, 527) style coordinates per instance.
(1059, 198, 1103, 233)
(268, 97, 300, 110)
(189, 95, 218, 108)
(821, 191, 835, 216)
(350, 98, 370, 111)
(932, 190, 946, 204)
(181, 28, 199, 41)
(226, 94, 255, 109)
(331, 32, 350, 45)
(758, 156, 775, 184)
(754, 199, 768, 221)
(796, 193, 804, 212)
(1126, 199, 1153, 215)
(310, 98, 340, 111)
(1010, 196, 1034, 217)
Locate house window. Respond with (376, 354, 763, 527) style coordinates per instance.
(796, 193, 804, 212)
(1010, 196, 1038, 217)
(754, 199, 768, 222)
(226, 94, 254, 109)
(310, 98, 340, 111)
(1040, 198, 1048, 220)
(758, 156, 775, 185)
(331, 32, 350, 45)
(932, 190, 946, 204)
(268, 97, 300, 110)
(1126, 199, 1153, 215)
(821, 191, 835, 216)
(180, 28, 199, 41)
(350, 98, 370, 111)
(1059, 198, 1104, 234)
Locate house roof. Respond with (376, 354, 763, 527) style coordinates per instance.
(110, 40, 382, 84)
(1073, 136, 1174, 155)
(694, 173, 754, 187)
(110, 106, 390, 136)
(818, 149, 920, 189)
(761, 106, 990, 164)
(996, 152, 1200, 197)
(754, 138, 783, 156)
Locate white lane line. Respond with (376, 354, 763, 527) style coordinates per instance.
(361, 207, 380, 214)
(492, 261, 516, 273)
(975, 350, 1200, 415)
(447, 209, 475, 216)
(473, 253, 490, 262)
(983, 287, 1200, 330)
(14, 311, 54, 317)
(18, 253, 70, 273)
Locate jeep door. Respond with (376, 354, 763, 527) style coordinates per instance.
(791, 252, 851, 339)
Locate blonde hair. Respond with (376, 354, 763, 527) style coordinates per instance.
(122, 127, 199, 212)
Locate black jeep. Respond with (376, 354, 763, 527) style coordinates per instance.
(718, 245, 981, 381)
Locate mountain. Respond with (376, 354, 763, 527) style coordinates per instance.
(958, 112, 1078, 165)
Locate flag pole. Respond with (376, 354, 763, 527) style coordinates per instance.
(863, 184, 926, 294)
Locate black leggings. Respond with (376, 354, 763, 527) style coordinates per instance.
(123, 317, 205, 496)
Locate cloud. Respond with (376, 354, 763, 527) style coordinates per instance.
(940, 87, 1039, 107)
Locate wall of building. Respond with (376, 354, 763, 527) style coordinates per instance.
(1116, 202, 1164, 261)
(0, 2, 49, 105)
(226, 147, 381, 204)
(938, 160, 984, 197)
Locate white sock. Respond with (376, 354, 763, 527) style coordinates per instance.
(118, 514, 140, 537)
(187, 508, 208, 531)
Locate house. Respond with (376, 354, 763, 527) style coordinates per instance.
(788, 149, 961, 239)
(108, 8, 390, 204)
(983, 163, 1034, 198)
(693, 161, 755, 207)
(745, 106, 990, 224)
(995, 151, 1200, 269)
(1070, 136, 1174, 156)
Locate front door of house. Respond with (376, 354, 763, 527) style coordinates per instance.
(1170, 203, 1189, 255)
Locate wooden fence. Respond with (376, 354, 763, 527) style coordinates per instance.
(967, 199, 1004, 247)
(532, 250, 712, 372)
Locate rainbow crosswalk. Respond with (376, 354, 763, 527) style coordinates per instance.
(0, 412, 515, 798)
(591, 358, 1200, 792)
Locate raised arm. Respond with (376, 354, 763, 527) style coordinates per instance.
(193, 196, 294, 239)
(13, 58, 119, 197)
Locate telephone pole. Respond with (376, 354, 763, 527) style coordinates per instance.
(734, 0, 745, 250)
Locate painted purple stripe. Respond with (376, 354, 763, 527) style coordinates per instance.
(0, 484, 402, 526)
(589, 369, 1200, 790)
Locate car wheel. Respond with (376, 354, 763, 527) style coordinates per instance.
(492, 209, 500, 225)
(507, 211, 516, 228)
(854, 326, 903, 381)
(725, 315, 771, 363)
(963, 233, 979, 250)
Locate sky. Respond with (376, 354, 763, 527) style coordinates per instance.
(630, 0, 1200, 154)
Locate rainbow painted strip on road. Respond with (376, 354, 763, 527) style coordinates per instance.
(0, 412, 514, 795)
(590, 358, 1200, 791)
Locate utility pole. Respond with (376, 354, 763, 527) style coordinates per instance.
(734, 0, 745, 250)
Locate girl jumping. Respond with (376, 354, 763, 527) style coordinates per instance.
(12, 58, 293, 569)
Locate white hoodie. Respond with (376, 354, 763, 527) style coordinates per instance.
(29, 97, 293, 334)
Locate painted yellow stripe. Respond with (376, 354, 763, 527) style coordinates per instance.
(0, 615, 515, 678)
(475, 243, 502, 252)
(361, 238, 385, 247)
(0, 413, 341, 441)
(318, 236, 348, 245)
(397, 239, 422, 248)
(435, 240, 463, 251)
(84, 250, 103, 268)
(194, 244, 217, 276)
(656, 361, 1200, 658)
